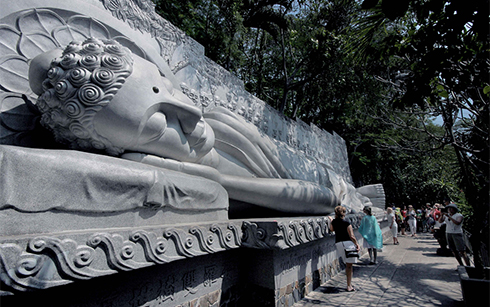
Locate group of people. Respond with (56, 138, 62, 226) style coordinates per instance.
(387, 201, 470, 266)
(385, 203, 449, 240)
(384, 204, 418, 245)
(328, 199, 470, 292)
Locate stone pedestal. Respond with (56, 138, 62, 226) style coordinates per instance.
(458, 266, 490, 307)
(239, 217, 389, 306)
(1, 216, 389, 307)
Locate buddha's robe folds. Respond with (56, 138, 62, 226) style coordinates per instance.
(0, 145, 228, 236)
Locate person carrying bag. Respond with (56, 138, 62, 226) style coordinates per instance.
(342, 241, 360, 258)
(329, 206, 360, 292)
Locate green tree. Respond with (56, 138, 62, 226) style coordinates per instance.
(348, 0, 489, 269)
(154, 0, 292, 71)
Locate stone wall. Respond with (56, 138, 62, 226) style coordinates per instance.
(2, 215, 390, 307)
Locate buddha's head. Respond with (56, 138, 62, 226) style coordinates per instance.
(30, 38, 215, 163)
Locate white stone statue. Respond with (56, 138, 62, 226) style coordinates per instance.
(0, 2, 381, 295)
(28, 38, 342, 216)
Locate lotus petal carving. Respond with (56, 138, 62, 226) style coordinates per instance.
(17, 9, 65, 36)
(52, 25, 88, 47)
(0, 55, 30, 94)
(66, 15, 110, 40)
(18, 32, 59, 59)
(0, 25, 20, 57)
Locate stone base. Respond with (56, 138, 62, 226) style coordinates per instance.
(0, 236, 344, 307)
(240, 221, 390, 306)
(242, 239, 344, 306)
(2, 250, 237, 307)
(458, 266, 490, 307)
(1, 216, 390, 307)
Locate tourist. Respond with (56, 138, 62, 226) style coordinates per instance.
(416, 209, 424, 232)
(431, 203, 443, 232)
(439, 202, 471, 266)
(359, 206, 383, 264)
(395, 207, 405, 235)
(329, 206, 360, 292)
(386, 207, 399, 245)
(424, 203, 434, 232)
(407, 205, 417, 237)
(432, 204, 442, 227)
(397, 207, 405, 235)
(401, 206, 408, 235)
(432, 203, 451, 255)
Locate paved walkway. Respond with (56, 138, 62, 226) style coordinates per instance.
(294, 234, 464, 307)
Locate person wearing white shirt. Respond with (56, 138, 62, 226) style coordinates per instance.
(439, 202, 471, 266)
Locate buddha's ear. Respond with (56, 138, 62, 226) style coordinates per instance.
(28, 48, 63, 95)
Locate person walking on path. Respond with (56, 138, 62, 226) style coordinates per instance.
(386, 207, 399, 245)
(439, 202, 471, 266)
(293, 234, 464, 307)
(395, 207, 405, 235)
(329, 206, 360, 292)
(407, 205, 417, 237)
(401, 206, 407, 235)
(359, 206, 383, 264)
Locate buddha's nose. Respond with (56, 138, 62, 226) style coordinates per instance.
(161, 98, 203, 134)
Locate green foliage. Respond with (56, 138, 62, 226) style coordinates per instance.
(349, 0, 489, 268)
(154, 0, 291, 71)
(152, 2, 487, 243)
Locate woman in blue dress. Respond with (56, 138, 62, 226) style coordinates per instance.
(359, 206, 383, 264)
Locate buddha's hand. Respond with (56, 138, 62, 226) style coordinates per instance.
(121, 152, 222, 183)
(204, 107, 291, 179)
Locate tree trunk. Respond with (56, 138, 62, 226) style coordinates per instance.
(256, 30, 266, 98)
(278, 28, 289, 114)
(453, 145, 487, 271)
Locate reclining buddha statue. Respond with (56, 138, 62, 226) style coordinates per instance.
(21, 37, 367, 218)
(0, 4, 381, 295)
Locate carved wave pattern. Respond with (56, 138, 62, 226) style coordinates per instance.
(241, 213, 365, 250)
(242, 217, 332, 250)
(0, 223, 241, 293)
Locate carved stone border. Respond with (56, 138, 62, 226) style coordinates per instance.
(241, 213, 365, 250)
(0, 214, 374, 294)
(0, 222, 242, 293)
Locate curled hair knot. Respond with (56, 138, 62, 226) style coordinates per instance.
(37, 37, 133, 156)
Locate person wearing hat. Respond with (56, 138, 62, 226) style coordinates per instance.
(438, 201, 471, 266)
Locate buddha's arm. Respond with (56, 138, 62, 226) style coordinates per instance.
(123, 153, 338, 214)
(220, 174, 338, 214)
(122, 152, 222, 183)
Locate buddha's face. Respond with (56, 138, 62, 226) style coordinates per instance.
(93, 56, 215, 163)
